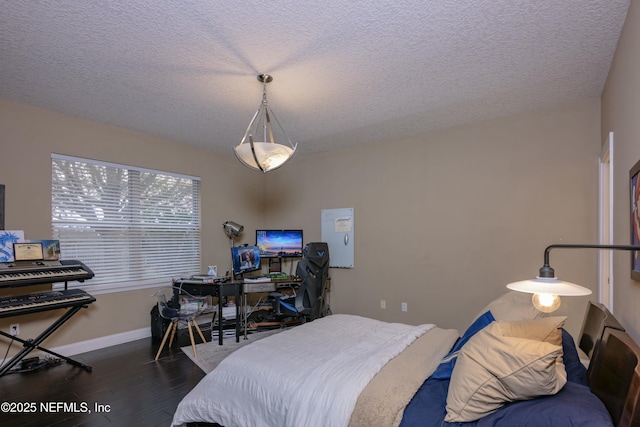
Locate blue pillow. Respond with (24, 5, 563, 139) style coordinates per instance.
(431, 310, 495, 379)
(562, 328, 588, 385)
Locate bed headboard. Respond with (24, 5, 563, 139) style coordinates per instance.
(578, 301, 640, 427)
(588, 328, 640, 427)
(578, 301, 625, 359)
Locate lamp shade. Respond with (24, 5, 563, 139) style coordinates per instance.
(234, 141, 295, 172)
(223, 221, 243, 239)
(507, 276, 591, 313)
(506, 277, 592, 296)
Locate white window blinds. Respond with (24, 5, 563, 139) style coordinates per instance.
(51, 154, 201, 292)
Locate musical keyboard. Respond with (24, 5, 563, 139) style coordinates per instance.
(0, 287, 96, 376)
(0, 260, 94, 288)
(0, 288, 95, 319)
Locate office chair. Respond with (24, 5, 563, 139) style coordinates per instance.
(153, 287, 212, 360)
(268, 242, 331, 323)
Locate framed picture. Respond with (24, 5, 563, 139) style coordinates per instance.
(631, 160, 640, 281)
(0, 184, 4, 230)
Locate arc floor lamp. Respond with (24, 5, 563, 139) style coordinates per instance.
(507, 244, 640, 312)
(223, 221, 243, 279)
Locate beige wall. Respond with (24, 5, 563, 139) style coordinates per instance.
(265, 98, 602, 336)
(0, 99, 264, 355)
(601, 0, 640, 343)
(0, 93, 604, 356)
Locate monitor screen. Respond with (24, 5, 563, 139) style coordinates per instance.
(231, 245, 261, 276)
(256, 229, 303, 258)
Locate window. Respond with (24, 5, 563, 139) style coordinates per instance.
(51, 154, 201, 293)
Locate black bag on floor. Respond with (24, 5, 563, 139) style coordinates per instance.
(150, 304, 169, 341)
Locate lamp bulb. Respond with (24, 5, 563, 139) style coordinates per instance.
(531, 293, 561, 313)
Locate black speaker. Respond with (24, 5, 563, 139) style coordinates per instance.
(150, 304, 170, 341)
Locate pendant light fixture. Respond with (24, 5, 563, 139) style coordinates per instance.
(234, 74, 297, 173)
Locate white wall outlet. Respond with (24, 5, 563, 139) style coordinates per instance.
(401, 302, 408, 312)
(10, 323, 19, 336)
(380, 299, 386, 309)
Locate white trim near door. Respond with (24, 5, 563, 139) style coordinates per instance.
(598, 131, 614, 311)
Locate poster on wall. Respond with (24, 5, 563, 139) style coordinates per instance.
(28, 239, 61, 260)
(0, 184, 4, 230)
(0, 230, 25, 262)
(631, 159, 640, 281)
(321, 208, 354, 268)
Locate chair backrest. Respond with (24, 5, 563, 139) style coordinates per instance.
(153, 286, 211, 320)
(294, 242, 330, 320)
(579, 301, 625, 359)
(154, 288, 180, 320)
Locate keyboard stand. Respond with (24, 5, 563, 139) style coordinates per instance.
(0, 304, 93, 377)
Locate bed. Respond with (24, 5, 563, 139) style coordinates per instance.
(171, 292, 640, 427)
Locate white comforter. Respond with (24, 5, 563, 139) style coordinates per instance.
(171, 314, 435, 427)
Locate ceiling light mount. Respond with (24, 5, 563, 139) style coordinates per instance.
(233, 73, 297, 173)
(257, 74, 273, 84)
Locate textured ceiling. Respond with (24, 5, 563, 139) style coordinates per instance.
(0, 1, 630, 157)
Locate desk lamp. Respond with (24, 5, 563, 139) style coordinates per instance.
(507, 244, 640, 313)
(223, 221, 244, 279)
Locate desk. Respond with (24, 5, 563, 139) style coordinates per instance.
(173, 280, 241, 345)
(241, 281, 276, 338)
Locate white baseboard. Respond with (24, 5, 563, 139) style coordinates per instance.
(50, 327, 151, 357)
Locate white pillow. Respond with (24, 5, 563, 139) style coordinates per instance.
(493, 316, 565, 346)
(445, 318, 567, 422)
(476, 291, 543, 322)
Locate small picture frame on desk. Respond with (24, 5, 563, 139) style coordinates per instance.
(208, 265, 217, 276)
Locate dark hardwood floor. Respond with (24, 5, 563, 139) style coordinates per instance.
(0, 327, 209, 427)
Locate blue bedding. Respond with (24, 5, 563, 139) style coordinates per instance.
(399, 329, 613, 427)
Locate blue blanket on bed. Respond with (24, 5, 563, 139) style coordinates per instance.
(399, 329, 613, 427)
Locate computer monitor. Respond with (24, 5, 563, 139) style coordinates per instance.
(255, 229, 303, 258)
(231, 245, 261, 276)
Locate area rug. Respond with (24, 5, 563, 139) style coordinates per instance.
(181, 328, 283, 373)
